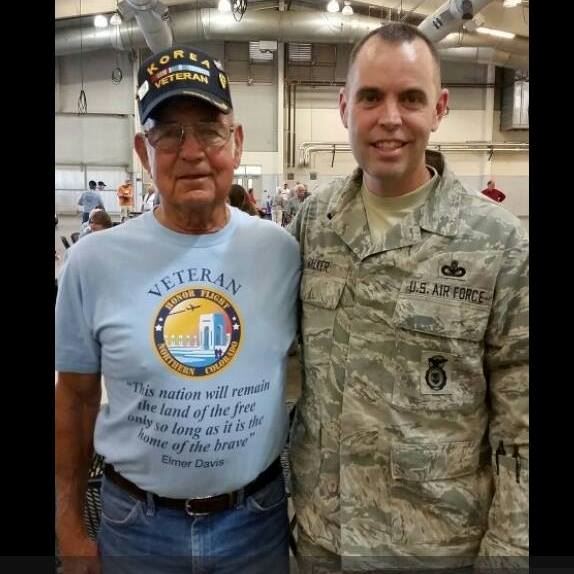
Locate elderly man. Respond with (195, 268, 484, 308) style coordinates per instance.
(289, 22, 528, 572)
(56, 45, 300, 574)
(286, 183, 309, 222)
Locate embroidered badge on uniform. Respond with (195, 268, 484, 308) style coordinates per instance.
(419, 349, 460, 396)
(425, 355, 448, 390)
(441, 260, 466, 278)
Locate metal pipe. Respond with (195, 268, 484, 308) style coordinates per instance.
(286, 82, 291, 168)
(298, 141, 528, 167)
(291, 84, 297, 167)
(418, 0, 495, 43)
(120, 0, 173, 53)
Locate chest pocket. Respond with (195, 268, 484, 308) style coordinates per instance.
(391, 279, 492, 412)
(300, 271, 346, 361)
(300, 272, 346, 309)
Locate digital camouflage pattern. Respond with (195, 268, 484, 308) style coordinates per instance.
(289, 151, 528, 570)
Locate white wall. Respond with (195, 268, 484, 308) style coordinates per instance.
(57, 49, 135, 115)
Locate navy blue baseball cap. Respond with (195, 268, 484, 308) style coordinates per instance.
(136, 45, 233, 123)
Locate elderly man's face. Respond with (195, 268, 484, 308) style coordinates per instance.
(135, 99, 243, 214)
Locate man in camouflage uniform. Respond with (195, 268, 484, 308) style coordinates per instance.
(288, 22, 528, 573)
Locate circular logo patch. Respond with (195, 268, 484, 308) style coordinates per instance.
(153, 287, 241, 378)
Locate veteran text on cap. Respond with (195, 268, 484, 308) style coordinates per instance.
(137, 46, 233, 123)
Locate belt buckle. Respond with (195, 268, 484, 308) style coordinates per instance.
(184, 497, 211, 517)
(184, 492, 238, 517)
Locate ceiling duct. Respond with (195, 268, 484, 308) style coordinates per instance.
(418, 0, 495, 42)
(438, 47, 527, 70)
(55, 7, 527, 71)
(118, 0, 173, 53)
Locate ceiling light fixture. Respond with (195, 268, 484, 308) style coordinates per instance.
(342, 1, 353, 16)
(502, 0, 521, 7)
(94, 14, 109, 28)
(476, 26, 516, 39)
(327, 0, 340, 13)
(218, 0, 232, 12)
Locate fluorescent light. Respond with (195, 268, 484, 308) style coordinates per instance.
(109, 13, 122, 26)
(503, 0, 521, 7)
(476, 27, 515, 39)
(218, 0, 231, 12)
(342, 1, 353, 16)
(94, 14, 109, 28)
(327, 0, 340, 13)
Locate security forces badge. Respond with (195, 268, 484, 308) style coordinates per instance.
(420, 350, 455, 395)
(425, 355, 448, 390)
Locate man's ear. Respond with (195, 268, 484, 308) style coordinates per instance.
(339, 87, 349, 129)
(432, 88, 449, 132)
(232, 124, 244, 168)
(134, 133, 151, 173)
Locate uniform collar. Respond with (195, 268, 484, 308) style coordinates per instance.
(326, 151, 462, 259)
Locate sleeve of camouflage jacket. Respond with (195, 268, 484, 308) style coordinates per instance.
(478, 224, 529, 560)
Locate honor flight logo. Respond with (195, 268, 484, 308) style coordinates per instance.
(153, 287, 242, 378)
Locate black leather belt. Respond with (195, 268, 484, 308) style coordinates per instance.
(103, 458, 282, 516)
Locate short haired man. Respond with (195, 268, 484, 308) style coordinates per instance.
(56, 45, 300, 574)
(289, 22, 528, 572)
(78, 180, 104, 224)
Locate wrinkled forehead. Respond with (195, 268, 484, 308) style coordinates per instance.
(147, 96, 228, 126)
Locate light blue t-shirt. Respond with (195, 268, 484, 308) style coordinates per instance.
(78, 190, 104, 213)
(55, 208, 300, 498)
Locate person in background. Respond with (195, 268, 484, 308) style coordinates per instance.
(271, 187, 286, 226)
(261, 189, 272, 219)
(79, 208, 113, 238)
(117, 178, 134, 221)
(78, 180, 104, 224)
(56, 44, 299, 574)
(142, 185, 156, 211)
(229, 183, 259, 216)
(289, 22, 528, 573)
(285, 183, 308, 222)
(481, 179, 506, 203)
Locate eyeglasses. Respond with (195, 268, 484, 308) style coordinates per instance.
(144, 121, 235, 152)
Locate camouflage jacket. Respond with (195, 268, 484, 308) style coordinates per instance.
(289, 152, 528, 568)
